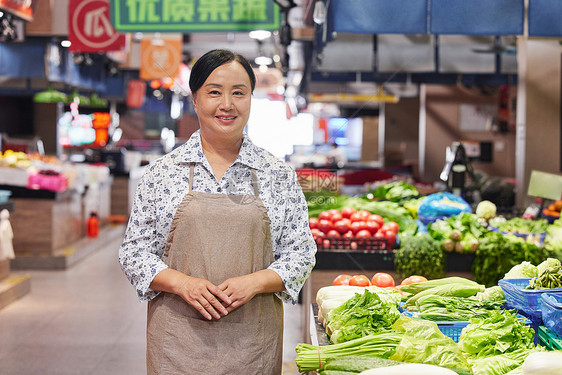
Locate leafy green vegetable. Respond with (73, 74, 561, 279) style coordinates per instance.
(490, 217, 549, 235)
(537, 257, 561, 276)
(427, 213, 488, 253)
(394, 233, 445, 280)
(390, 316, 471, 370)
(472, 232, 556, 287)
(476, 286, 505, 303)
(369, 181, 419, 203)
(476, 200, 497, 220)
(326, 289, 401, 344)
(403, 282, 485, 309)
(504, 261, 538, 279)
(458, 310, 534, 359)
(413, 295, 503, 321)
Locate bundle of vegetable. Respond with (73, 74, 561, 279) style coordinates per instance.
(475, 286, 506, 303)
(473, 232, 556, 287)
(469, 347, 543, 375)
(412, 294, 503, 321)
(401, 276, 485, 309)
(489, 217, 549, 236)
(526, 260, 562, 289)
(316, 285, 402, 325)
(295, 332, 403, 373)
(458, 310, 535, 360)
(427, 212, 488, 253)
(504, 261, 539, 279)
(394, 233, 445, 280)
(326, 289, 401, 344)
(368, 181, 419, 203)
(389, 316, 471, 371)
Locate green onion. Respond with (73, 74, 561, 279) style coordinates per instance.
(295, 332, 403, 373)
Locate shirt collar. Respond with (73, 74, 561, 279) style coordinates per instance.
(174, 129, 267, 171)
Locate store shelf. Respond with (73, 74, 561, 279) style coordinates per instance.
(315, 249, 395, 271)
(10, 224, 125, 270)
(0, 201, 14, 212)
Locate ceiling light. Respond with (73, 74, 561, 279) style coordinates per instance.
(249, 30, 271, 41)
(255, 56, 273, 66)
(61, 40, 71, 48)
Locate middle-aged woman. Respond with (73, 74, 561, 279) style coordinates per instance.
(119, 49, 317, 374)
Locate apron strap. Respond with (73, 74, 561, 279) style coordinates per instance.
(189, 163, 194, 192)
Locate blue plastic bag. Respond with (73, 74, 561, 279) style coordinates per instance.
(541, 293, 562, 337)
(417, 192, 472, 225)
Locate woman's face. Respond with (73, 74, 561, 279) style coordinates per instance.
(192, 61, 252, 142)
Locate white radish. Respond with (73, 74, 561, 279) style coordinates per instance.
(358, 363, 459, 375)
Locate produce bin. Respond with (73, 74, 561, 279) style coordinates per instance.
(498, 278, 562, 318)
(541, 293, 562, 337)
(538, 326, 562, 351)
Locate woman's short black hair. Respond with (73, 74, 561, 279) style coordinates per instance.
(189, 49, 256, 95)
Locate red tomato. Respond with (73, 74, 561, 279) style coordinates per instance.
(384, 221, 400, 233)
(327, 230, 341, 237)
(365, 221, 381, 235)
(318, 211, 331, 221)
(349, 275, 371, 287)
(341, 207, 357, 219)
(350, 221, 366, 234)
(357, 210, 371, 221)
(349, 212, 363, 222)
(371, 272, 395, 288)
(368, 214, 384, 226)
(401, 275, 428, 285)
(310, 228, 324, 238)
(317, 219, 333, 234)
(373, 231, 387, 249)
(333, 219, 351, 234)
(383, 230, 396, 248)
(332, 274, 352, 286)
(322, 239, 331, 248)
(342, 231, 354, 238)
(309, 217, 319, 229)
(355, 229, 372, 238)
(328, 209, 343, 222)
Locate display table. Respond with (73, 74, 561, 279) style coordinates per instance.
(109, 166, 145, 216)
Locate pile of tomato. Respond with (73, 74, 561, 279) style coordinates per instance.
(332, 272, 428, 290)
(309, 207, 400, 250)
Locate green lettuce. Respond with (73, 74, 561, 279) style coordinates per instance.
(326, 289, 401, 344)
(504, 261, 538, 279)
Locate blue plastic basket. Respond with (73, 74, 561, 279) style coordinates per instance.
(402, 310, 532, 343)
(499, 278, 562, 318)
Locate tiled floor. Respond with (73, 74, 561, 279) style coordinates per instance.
(0, 226, 306, 375)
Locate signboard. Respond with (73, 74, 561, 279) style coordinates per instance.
(69, 0, 126, 53)
(0, 0, 34, 22)
(140, 38, 182, 80)
(109, 0, 280, 32)
(528, 170, 562, 201)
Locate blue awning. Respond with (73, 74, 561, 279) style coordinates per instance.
(529, 0, 562, 37)
(430, 0, 524, 35)
(331, 0, 428, 34)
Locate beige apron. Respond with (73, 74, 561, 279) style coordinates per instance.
(146, 164, 283, 375)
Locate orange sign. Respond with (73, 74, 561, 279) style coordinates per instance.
(140, 38, 182, 81)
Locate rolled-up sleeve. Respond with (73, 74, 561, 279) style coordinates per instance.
(268, 169, 316, 304)
(118, 166, 169, 302)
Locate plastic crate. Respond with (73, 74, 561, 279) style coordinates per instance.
(541, 293, 562, 337)
(538, 326, 562, 351)
(317, 236, 389, 252)
(498, 278, 562, 318)
(402, 310, 532, 343)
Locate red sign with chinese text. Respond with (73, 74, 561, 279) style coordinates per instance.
(68, 0, 126, 53)
(0, 0, 34, 22)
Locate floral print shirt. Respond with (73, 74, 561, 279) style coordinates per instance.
(119, 130, 316, 303)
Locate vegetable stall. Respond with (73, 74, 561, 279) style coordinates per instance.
(297, 180, 562, 374)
